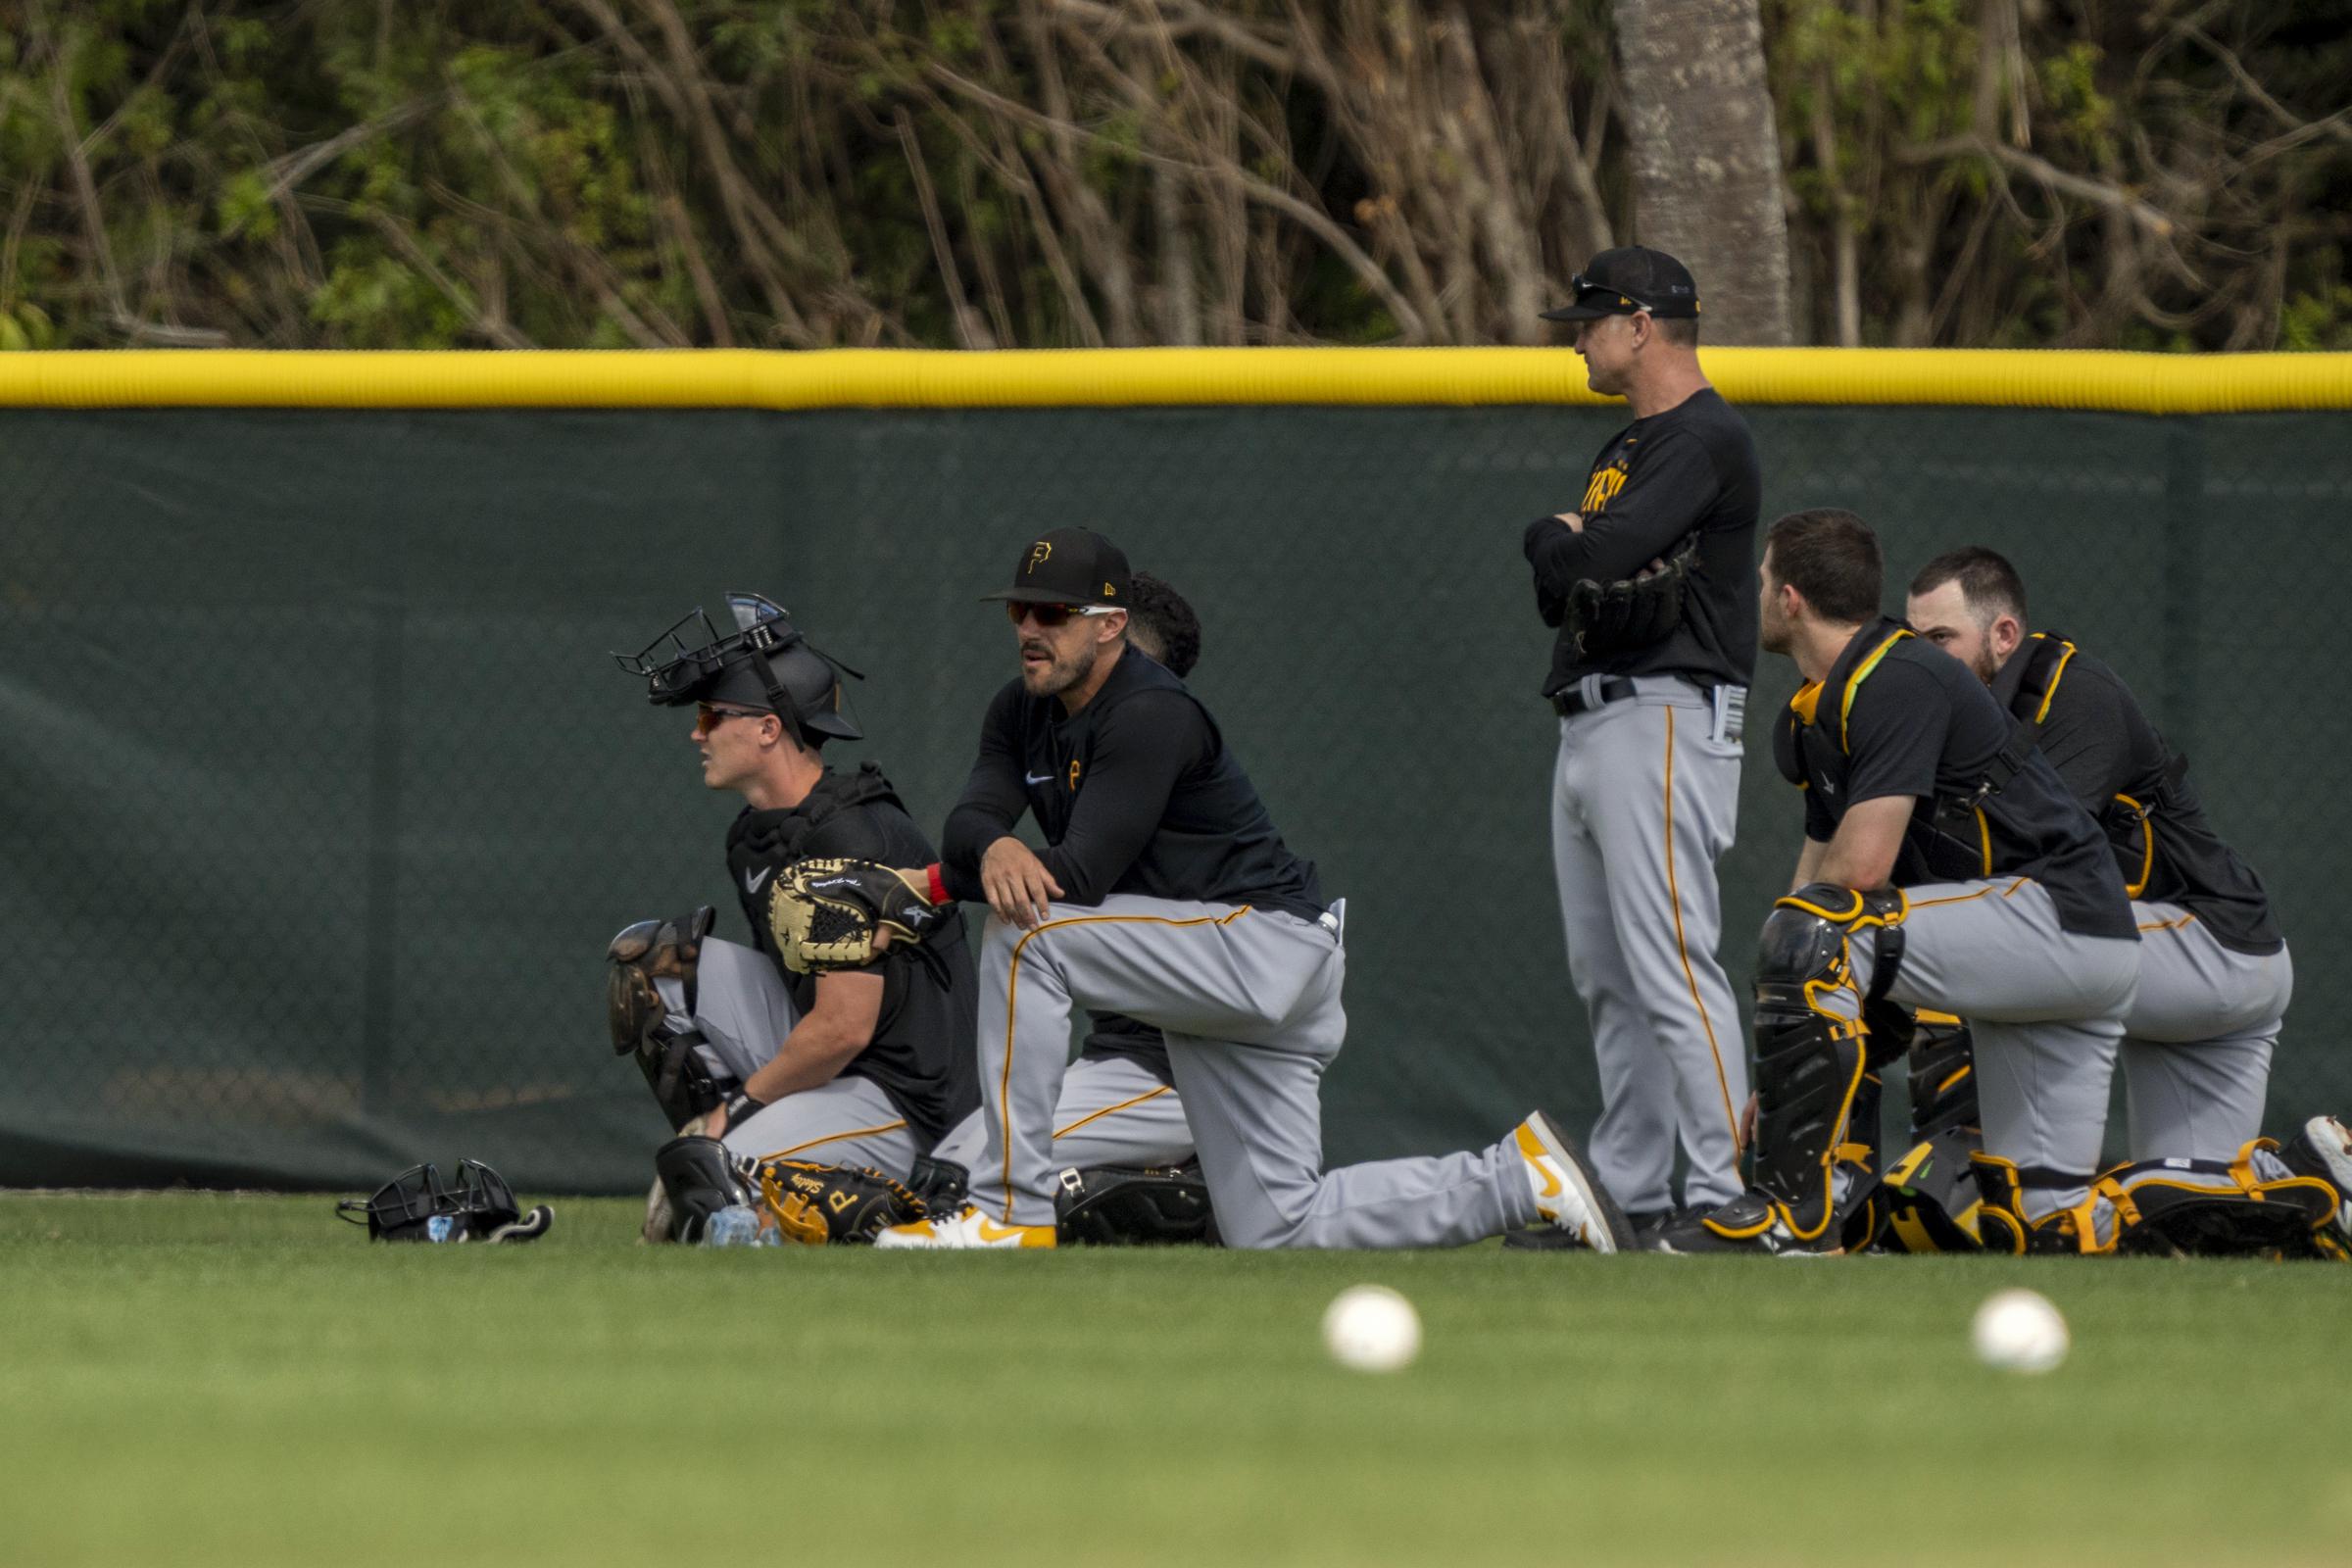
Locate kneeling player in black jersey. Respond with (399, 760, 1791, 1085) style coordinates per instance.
(1902, 549, 2346, 1257)
(1663, 511, 2142, 1255)
(919, 572, 1209, 1242)
(607, 595, 977, 1240)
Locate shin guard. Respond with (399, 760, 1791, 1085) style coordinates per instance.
(2096, 1140, 2345, 1260)
(1970, 1152, 2104, 1255)
(1873, 1013, 1986, 1253)
(1720, 888, 1894, 1245)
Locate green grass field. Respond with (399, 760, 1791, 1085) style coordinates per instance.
(2, 1193, 2345, 1567)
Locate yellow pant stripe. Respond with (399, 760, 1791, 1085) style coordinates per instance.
(1663, 707, 1741, 1152)
(761, 1118, 907, 1159)
(1000, 906, 1251, 1222)
(1054, 1084, 1175, 1140)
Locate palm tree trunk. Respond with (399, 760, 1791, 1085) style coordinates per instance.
(1611, 0, 1794, 345)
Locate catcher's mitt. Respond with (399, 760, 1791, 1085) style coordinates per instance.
(765, 858, 949, 974)
(1565, 532, 1698, 660)
(757, 1159, 927, 1246)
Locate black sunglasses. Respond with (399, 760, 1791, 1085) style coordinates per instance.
(1569, 272, 1657, 315)
(1004, 602, 1117, 629)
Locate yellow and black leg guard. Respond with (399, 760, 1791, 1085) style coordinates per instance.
(1835, 1063, 1897, 1252)
(1682, 887, 1900, 1253)
(1969, 1153, 2106, 1255)
(2096, 1141, 2345, 1261)
(1870, 1013, 1987, 1253)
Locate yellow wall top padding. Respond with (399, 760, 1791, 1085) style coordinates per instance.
(0, 346, 2347, 415)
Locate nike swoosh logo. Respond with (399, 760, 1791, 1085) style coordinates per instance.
(745, 866, 773, 895)
(1514, 1126, 1562, 1200)
(1025, 772, 1054, 787)
(976, 1218, 1035, 1243)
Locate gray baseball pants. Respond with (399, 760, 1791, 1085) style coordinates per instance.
(657, 936, 917, 1177)
(1828, 879, 2139, 1218)
(2118, 904, 2291, 1163)
(1550, 678, 1749, 1213)
(958, 897, 1544, 1248)
(931, 1054, 1193, 1172)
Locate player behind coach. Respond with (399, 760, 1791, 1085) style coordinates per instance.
(1905, 549, 2348, 1256)
(1522, 245, 1760, 1240)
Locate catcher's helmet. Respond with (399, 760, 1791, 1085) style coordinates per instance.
(614, 592, 863, 746)
(335, 1159, 553, 1244)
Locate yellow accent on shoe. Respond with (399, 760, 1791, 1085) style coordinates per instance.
(1513, 1124, 1564, 1208)
(873, 1204, 1056, 1250)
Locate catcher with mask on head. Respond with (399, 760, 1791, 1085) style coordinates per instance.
(606, 594, 976, 1244)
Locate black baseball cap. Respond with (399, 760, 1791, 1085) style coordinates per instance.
(981, 526, 1133, 609)
(1539, 246, 1701, 321)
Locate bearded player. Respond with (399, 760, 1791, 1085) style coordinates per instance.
(1901, 549, 2348, 1254)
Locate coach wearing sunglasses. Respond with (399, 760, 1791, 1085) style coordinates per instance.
(1520, 246, 1763, 1247)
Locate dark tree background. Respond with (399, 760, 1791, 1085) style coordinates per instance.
(1, 0, 2344, 352)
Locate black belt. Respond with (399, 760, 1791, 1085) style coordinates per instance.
(1550, 677, 1640, 718)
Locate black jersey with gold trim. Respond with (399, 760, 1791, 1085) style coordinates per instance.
(725, 763, 979, 1146)
(1523, 387, 1760, 695)
(1793, 618, 2135, 941)
(1991, 634, 2279, 955)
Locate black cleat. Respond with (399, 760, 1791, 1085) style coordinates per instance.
(1503, 1205, 1680, 1251)
(1654, 1193, 1844, 1256)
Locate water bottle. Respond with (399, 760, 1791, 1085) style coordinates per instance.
(701, 1204, 776, 1247)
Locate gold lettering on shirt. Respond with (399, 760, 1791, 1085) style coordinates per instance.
(1582, 462, 1629, 515)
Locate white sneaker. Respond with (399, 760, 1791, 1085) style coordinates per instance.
(874, 1204, 1057, 1250)
(1511, 1111, 1635, 1253)
(2284, 1115, 2352, 1242)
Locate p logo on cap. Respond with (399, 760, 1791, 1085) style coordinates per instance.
(984, 526, 1133, 610)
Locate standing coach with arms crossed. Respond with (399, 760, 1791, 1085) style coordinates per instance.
(1522, 247, 1760, 1239)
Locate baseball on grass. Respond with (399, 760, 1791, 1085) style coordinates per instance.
(1970, 1287, 2069, 1374)
(1321, 1284, 1422, 1373)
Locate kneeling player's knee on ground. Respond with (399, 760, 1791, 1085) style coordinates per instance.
(1204, 1179, 1324, 1250)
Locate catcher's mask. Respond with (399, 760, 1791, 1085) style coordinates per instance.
(614, 592, 864, 749)
(334, 1159, 552, 1244)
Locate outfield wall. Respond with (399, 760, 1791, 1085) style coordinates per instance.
(2, 349, 2347, 1191)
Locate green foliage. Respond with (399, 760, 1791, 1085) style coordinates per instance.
(0, 1, 2342, 349)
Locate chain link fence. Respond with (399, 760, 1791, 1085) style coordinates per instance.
(3, 403, 2344, 1190)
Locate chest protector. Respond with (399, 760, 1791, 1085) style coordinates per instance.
(2000, 632, 2184, 899)
(1779, 625, 2028, 882)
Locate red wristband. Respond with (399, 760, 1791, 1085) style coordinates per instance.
(925, 862, 949, 906)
